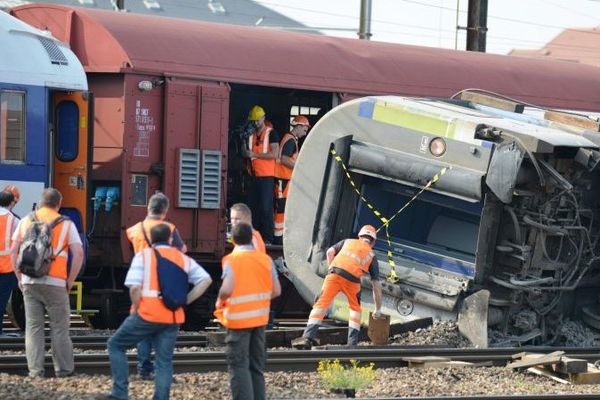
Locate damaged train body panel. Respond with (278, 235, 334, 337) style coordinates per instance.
(283, 95, 600, 346)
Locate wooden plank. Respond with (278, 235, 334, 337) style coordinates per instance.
(402, 356, 450, 363)
(408, 360, 477, 369)
(544, 111, 600, 131)
(527, 367, 571, 384)
(552, 357, 588, 374)
(460, 92, 524, 113)
(506, 351, 564, 369)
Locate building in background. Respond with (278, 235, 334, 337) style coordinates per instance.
(1, 0, 312, 32)
(510, 26, 600, 66)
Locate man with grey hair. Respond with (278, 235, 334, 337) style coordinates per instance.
(125, 191, 187, 380)
(10, 188, 84, 377)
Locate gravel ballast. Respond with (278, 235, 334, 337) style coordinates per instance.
(2, 367, 600, 399)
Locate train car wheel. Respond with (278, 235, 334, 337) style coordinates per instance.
(88, 293, 118, 329)
(7, 288, 25, 331)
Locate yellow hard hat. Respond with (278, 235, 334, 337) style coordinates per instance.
(248, 105, 266, 121)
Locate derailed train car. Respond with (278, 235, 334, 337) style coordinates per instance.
(284, 94, 600, 346)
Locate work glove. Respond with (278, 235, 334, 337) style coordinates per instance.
(372, 310, 386, 319)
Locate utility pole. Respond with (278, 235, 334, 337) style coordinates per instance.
(466, 0, 487, 52)
(358, 0, 372, 40)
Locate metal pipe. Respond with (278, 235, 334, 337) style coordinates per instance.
(358, 0, 372, 40)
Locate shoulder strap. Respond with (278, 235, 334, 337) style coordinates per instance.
(49, 215, 68, 229)
(141, 221, 152, 247)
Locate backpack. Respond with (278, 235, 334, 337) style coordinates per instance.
(153, 247, 189, 311)
(17, 213, 69, 278)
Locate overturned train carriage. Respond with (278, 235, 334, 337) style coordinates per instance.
(283, 95, 600, 346)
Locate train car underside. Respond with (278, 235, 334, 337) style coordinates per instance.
(283, 95, 600, 347)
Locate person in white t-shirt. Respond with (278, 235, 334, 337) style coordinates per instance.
(10, 188, 83, 378)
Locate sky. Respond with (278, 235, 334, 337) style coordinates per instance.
(255, 0, 600, 55)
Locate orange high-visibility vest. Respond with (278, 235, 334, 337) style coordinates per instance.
(0, 211, 16, 273)
(249, 126, 275, 177)
(274, 133, 298, 180)
(215, 250, 273, 329)
(330, 239, 374, 281)
(252, 230, 266, 253)
(126, 219, 176, 254)
(136, 246, 190, 324)
(19, 208, 72, 281)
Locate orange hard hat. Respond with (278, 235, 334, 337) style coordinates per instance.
(3, 185, 20, 203)
(358, 225, 377, 242)
(291, 115, 310, 127)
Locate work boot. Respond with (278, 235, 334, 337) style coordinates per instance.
(291, 337, 319, 350)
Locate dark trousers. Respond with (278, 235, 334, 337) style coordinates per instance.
(0, 272, 17, 334)
(248, 176, 274, 243)
(225, 326, 267, 400)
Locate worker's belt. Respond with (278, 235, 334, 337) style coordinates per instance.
(329, 267, 360, 284)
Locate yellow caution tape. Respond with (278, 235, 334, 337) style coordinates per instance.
(329, 147, 450, 283)
(377, 166, 451, 232)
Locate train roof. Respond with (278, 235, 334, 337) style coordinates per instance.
(10, 4, 600, 111)
(0, 10, 87, 90)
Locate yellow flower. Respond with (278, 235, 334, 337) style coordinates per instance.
(317, 359, 375, 391)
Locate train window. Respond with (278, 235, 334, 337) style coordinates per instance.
(55, 101, 79, 162)
(290, 105, 321, 129)
(355, 176, 483, 265)
(0, 91, 25, 163)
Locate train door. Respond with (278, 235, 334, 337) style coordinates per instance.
(52, 92, 90, 233)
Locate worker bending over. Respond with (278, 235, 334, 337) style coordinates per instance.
(293, 225, 383, 348)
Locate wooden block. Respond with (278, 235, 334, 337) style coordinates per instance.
(460, 92, 525, 113)
(527, 367, 571, 384)
(544, 111, 600, 131)
(506, 351, 564, 369)
(568, 364, 600, 385)
(552, 357, 588, 374)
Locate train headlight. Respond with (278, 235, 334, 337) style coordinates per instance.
(429, 137, 446, 157)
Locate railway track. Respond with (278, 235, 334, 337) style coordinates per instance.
(376, 396, 600, 400)
(0, 334, 207, 351)
(1, 346, 599, 375)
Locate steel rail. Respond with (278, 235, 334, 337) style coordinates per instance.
(0, 334, 207, 351)
(372, 396, 600, 400)
(1, 346, 600, 375)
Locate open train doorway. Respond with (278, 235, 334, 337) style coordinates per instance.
(227, 84, 334, 317)
(227, 84, 334, 208)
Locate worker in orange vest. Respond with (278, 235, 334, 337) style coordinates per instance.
(0, 190, 18, 337)
(229, 203, 266, 253)
(105, 223, 212, 400)
(242, 105, 279, 245)
(293, 225, 383, 349)
(126, 192, 187, 380)
(126, 192, 187, 254)
(215, 222, 281, 400)
(10, 188, 84, 377)
(273, 115, 310, 244)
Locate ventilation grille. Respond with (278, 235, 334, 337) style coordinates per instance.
(201, 150, 222, 209)
(178, 149, 200, 208)
(38, 37, 69, 66)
